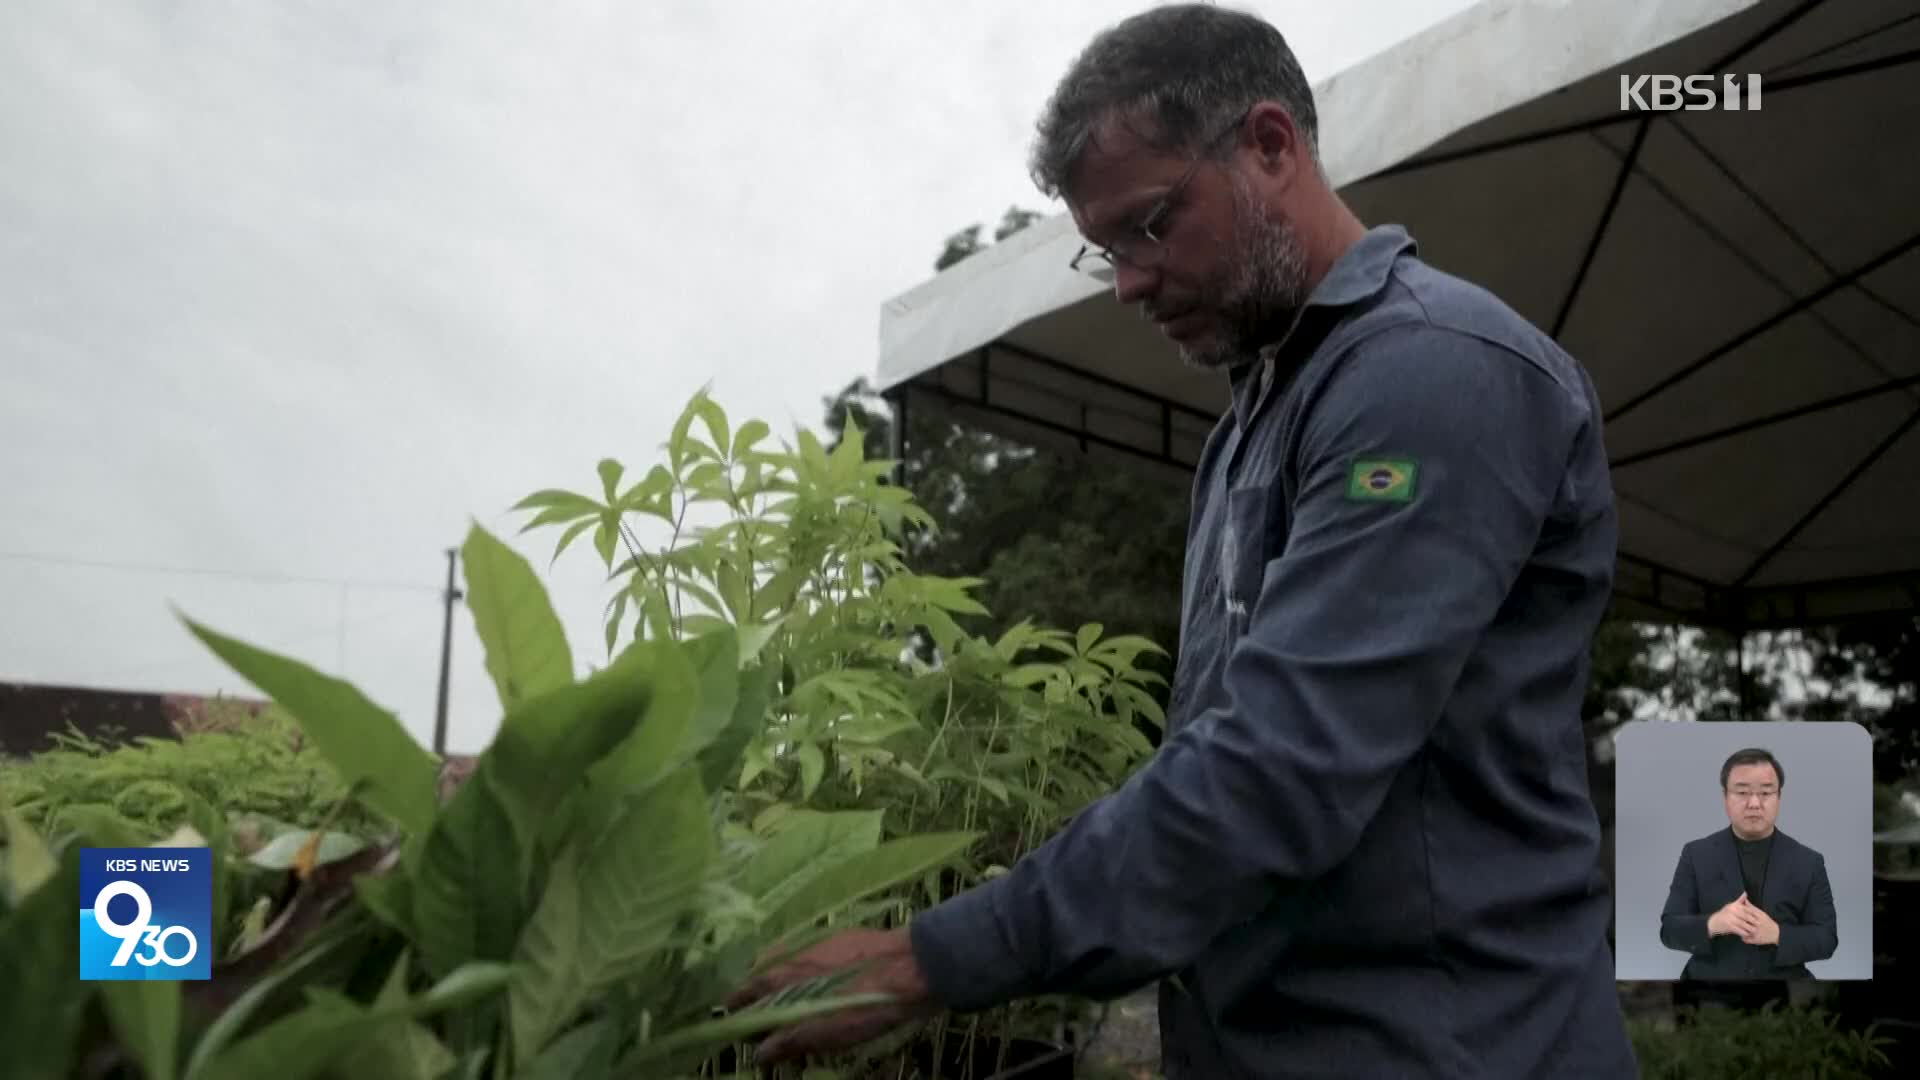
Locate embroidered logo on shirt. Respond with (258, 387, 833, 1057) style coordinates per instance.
(1347, 458, 1418, 502)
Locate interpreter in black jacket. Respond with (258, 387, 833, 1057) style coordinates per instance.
(1659, 747, 1838, 986)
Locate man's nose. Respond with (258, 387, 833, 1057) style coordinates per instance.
(1112, 261, 1158, 307)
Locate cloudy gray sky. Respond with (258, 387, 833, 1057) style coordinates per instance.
(2, 1, 1476, 753)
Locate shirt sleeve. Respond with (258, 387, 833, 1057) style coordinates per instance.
(908, 324, 1592, 1010)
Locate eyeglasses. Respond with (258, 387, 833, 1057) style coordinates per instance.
(1727, 787, 1779, 803)
(1068, 107, 1253, 277)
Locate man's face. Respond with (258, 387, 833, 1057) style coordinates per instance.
(1065, 112, 1313, 370)
(1723, 762, 1781, 839)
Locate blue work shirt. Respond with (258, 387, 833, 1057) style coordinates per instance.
(909, 226, 1637, 1078)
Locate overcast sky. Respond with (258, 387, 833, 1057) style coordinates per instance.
(1, 0, 1478, 753)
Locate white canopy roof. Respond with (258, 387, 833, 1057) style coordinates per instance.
(875, 0, 1920, 629)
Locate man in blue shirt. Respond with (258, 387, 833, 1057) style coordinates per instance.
(735, 5, 1637, 1076)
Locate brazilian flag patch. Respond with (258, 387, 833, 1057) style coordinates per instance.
(1347, 458, 1417, 502)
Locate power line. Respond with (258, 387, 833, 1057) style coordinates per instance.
(0, 550, 440, 594)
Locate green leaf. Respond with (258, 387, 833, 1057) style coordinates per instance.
(0, 850, 87, 1080)
(246, 830, 367, 872)
(194, 964, 511, 1080)
(698, 659, 771, 795)
(549, 517, 596, 564)
(1076, 623, 1105, 654)
(517, 1018, 616, 1080)
(508, 767, 714, 1063)
(462, 524, 575, 709)
(732, 418, 771, 458)
(794, 742, 826, 799)
(101, 980, 181, 1080)
(409, 771, 524, 977)
(183, 619, 438, 836)
(758, 832, 978, 946)
(618, 990, 894, 1073)
(0, 809, 55, 904)
(735, 809, 883, 912)
(596, 458, 625, 502)
(694, 394, 731, 458)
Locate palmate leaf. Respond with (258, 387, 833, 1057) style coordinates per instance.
(462, 524, 575, 710)
(183, 619, 438, 837)
(508, 766, 716, 1064)
(408, 771, 523, 978)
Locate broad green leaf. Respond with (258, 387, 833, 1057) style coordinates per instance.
(513, 488, 600, 517)
(479, 642, 659, 864)
(509, 768, 714, 1063)
(1, 809, 55, 903)
(0, 851, 87, 1080)
(355, 871, 413, 938)
(593, 515, 619, 568)
(735, 809, 883, 913)
(698, 659, 772, 795)
(184, 619, 438, 836)
(101, 980, 180, 1080)
(517, 1018, 616, 1080)
(409, 771, 523, 978)
(182, 934, 354, 1080)
(196, 964, 511, 1080)
(462, 524, 575, 709)
(246, 829, 366, 872)
(576, 639, 698, 830)
(758, 832, 979, 946)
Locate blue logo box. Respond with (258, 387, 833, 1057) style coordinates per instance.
(79, 846, 213, 981)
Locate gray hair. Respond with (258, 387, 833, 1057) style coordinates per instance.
(1030, 3, 1321, 200)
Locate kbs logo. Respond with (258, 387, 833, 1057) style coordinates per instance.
(79, 847, 213, 981)
(1620, 74, 1763, 112)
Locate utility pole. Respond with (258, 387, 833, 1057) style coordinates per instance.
(432, 547, 461, 755)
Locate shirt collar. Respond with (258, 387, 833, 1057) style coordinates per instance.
(1227, 224, 1417, 414)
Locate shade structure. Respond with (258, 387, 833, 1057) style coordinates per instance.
(874, 0, 1920, 631)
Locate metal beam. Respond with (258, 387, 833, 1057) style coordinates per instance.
(1607, 230, 1920, 423)
(905, 381, 1199, 472)
(1733, 405, 1920, 587)
(1611, 374, 1920, 469)
(1552, 118, 1649, 339)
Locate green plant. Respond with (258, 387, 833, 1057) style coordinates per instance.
(0, 707, 385, 843)
(1628, 1003, 1893, 1079)
(0, 521, 978, 1079)
(517, 392, 1171, 1065)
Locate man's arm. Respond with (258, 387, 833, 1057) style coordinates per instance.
(1657, 846, 1714, 956)
(907, 326, 1587, 1010)
(1774, 851, 1838, 967)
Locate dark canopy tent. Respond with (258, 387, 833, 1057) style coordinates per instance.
(873, 0, 1920, 634)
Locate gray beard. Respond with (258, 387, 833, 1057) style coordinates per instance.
(1179, 178, 1312, 372)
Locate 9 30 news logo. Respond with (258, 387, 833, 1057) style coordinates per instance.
(79, 847, 213, 981)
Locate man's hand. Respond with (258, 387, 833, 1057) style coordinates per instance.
(724, 928, 938, 1067)
(1735, 895, 1781, 946)
(1707, 893, 1760, 938)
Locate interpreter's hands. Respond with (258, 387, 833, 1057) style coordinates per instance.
(1735, 895, 1781, 946)
(724, 928, 938, 1067)
(1707, 893, 1761, 938)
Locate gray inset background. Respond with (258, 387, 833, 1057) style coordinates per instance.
(1613, 720, 1874, 980)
